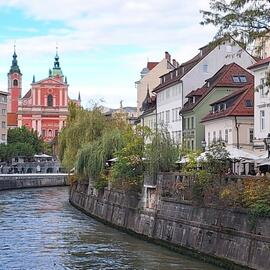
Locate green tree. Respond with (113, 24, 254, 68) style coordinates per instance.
(110, 126, 145, 191)
(7, 142, 35, 158)
(204, 141, 230, 177)
(7, 126, 44, 154)
(201, 0, 270, 50)
(0, 144, 8, 161)
(144, 128, 179, 178)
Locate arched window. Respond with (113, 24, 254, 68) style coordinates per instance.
(47, 94, 53, 107)
(13, 79, 18, 87)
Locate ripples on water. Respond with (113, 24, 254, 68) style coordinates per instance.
(0, 187, 223, 270)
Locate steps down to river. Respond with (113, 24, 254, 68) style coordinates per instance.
(0, 174, 69, 191)
(70, 181, 270, 270)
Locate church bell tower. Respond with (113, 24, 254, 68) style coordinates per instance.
(7, 46, 22, 114)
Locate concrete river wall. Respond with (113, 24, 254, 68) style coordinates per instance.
(0, 174, 69, 191)
(70, 181, 270, 270)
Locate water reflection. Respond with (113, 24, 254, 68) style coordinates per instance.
(0, 187, 223, 270)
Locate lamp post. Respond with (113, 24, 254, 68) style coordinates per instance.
(263, 133, 270, 158)
(201, 140, 207, 152)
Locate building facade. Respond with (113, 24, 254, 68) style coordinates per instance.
(201, 85, 254, 150)
(139, 88, 157, 134)
(180, 63, 253, 150)
(103, 102, 138, 126)
(153, 39, 256, 141)
(0, 91, 8, 144)
(247, 57, 270, 152)
(7, 51, 81, 142)
(135, 52, 176, 115)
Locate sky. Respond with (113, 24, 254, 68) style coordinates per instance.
(0, 0, 216, 109)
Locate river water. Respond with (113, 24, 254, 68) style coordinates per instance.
(0, 187, 224, 270)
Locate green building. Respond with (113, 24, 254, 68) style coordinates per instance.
(180, 63, 253, 150)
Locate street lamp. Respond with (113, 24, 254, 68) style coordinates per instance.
(201, 140, 207, 152)
(263, 133, 270, 158)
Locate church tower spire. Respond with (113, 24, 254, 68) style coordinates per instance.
(9, 44, 21, 75)
(7, 45, 22, 114)
(51, 46, 63, 78)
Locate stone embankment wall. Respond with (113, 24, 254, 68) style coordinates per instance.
(70, 181, 270, 270)
(0, 174, 69, 191)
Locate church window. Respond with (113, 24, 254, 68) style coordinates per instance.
(47, 94, 53, 107)
(13, 79, 18, 87)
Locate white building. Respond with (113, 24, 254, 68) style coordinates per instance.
(248, 57, 270, 152)
(153, 39, 256, 142)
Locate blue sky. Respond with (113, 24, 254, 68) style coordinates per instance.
(0, 0, 215, 109)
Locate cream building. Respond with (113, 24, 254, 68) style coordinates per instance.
(135, 52, 176, 115)
(0, 91, 8, 144)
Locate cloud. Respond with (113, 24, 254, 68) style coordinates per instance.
(0, 0, 217, 108)
(0, 0, 214, 52)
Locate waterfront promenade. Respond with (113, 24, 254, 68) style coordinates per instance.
(0, 173, 69, 191)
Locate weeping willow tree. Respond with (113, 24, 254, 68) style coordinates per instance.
(75, 128, 126, 181)
(58, 102, 111, 170)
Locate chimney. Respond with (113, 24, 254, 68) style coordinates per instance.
(165, 51, 171, 62)
(172, 59, 177, 67)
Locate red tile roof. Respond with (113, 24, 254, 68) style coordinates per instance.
(153, 44, 214, 93)
(22, 89, 31, 99)
(180, 63, 254, 113)
(7, 113, 17, 127)
(153, 38, 257, 94)
(147, 62, 159, 70)
(248, 56, 270, 70)
(201, 84, 254, 122)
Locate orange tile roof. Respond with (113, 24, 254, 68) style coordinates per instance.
(147, 62, 159, 70)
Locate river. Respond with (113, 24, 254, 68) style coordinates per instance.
(0, 187, 224, 270)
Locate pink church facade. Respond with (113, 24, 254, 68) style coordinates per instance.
(8, 50, 80, 142)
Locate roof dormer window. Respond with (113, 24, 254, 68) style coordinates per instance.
(245, 100, 254, 107)
(233, 75, 247, 83)
(239, 76, 247, 82)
